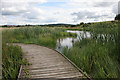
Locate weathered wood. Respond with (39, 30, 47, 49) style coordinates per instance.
(14, 43, 90, 79)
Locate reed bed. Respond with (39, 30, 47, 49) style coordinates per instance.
(63, 21, 120, 79)
(2, 26, 77, 79)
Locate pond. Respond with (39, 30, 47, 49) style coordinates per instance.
(55, 30, 91, 52)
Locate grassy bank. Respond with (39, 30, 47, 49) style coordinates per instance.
(2, 21, 119, 79)
(2, 43, 22, 80)
(2, 26, 24, 80)
(63, 21, 120, 79)
(2, 27, 77, 79)
(2, 27, 77, 48)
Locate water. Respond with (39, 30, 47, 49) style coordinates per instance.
(56, 30, 91, 52)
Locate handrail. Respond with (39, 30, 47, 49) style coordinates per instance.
(17, 65, 22, 80)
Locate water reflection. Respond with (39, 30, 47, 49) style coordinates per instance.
(56, 30, 91, 52)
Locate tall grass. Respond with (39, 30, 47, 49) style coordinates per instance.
(2, 27, 77, 48)
(2, 43, 22, 80)
(63, 21, 120, 79)
(3, 22, 119, 79)
(2, 26, 77, 79)
(2, 27, 24, 80)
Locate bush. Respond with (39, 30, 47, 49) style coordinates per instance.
(115, 14, 120, 20)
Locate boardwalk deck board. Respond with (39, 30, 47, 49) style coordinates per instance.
(14, 43, 89, 79)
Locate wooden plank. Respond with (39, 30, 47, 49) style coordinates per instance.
(13, 43, 90, 79)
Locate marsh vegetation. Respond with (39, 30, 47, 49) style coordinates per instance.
(2, 21, 120, 79)
(2, 27, 77, 79)
(63, 21, 120, 78)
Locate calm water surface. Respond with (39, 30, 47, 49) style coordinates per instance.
(56, 30, 91, 52)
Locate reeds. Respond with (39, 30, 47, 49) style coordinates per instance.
(2, 27, 77, 48)
(63, 21, 120, 78)
(2, 26, 77, 79)
(2, 43, 22, 80)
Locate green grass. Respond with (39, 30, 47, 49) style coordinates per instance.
(63, 21, 120, 79)
(2, 27, 77, 48)
(2, 21, 120, 79)
(2, 27, 24, 80)
(2, 43, 22, 80)
(2, 26, 77, 79)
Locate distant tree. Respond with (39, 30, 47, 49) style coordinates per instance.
(2, 25, 8, 27)
(71, 25, 76, 27)
(115, 14, 120, 20)
(87, 23, 91, 25)
(16, 25, 20, 27)
(83, 23, 89, 27)
(80, 22, 84, 25)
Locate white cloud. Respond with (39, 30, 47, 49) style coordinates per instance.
(0, 0, 119, 25)
(1, 0, 47, 3)
(71, 7, 115, 23)
(1, 0, 48, 25)
(70, 0, 119, 2)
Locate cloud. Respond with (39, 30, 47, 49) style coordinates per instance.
(2, 7, 27, 15)
(71, 11, 94, 22)
(118, 1, 120, 14)
(94, 2, 115, 7)
(0, 0, 119, 25)
(70, 0, 119, 2)
(112, 1, 120, 14)
(1, 0, 47, 3)
(1, 0, 46, 16)
(71, 8, 115, 22)
(1, 0, 48, 25)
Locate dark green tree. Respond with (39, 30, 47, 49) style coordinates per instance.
(80, 22, 84, 25)
(115, 14, 120, 20)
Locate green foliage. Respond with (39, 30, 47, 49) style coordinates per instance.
(63, 21, 120, 78)
(80, 22, 84, 25)
(60, 32, 77, 37)
(2, 21, 120, 79)
(115, 14, 120, 20)
(2, 26, 77, 79)
(2, 27, 76, 48)
(37, 36, 56, 48)
(2, 43, 22, 80)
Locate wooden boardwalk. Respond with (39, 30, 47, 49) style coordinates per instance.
(15, 43, 89, 79)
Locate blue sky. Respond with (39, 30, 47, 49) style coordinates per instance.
(38, 2, 66, 7)
(1, 0, 119, 25)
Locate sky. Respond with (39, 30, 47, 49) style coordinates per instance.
(0, 0, 120, 25)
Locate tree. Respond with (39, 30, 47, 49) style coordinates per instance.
(80, 22, 84, 25)
(83, 23, 89, 27)
(115, 14, 120, 20)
